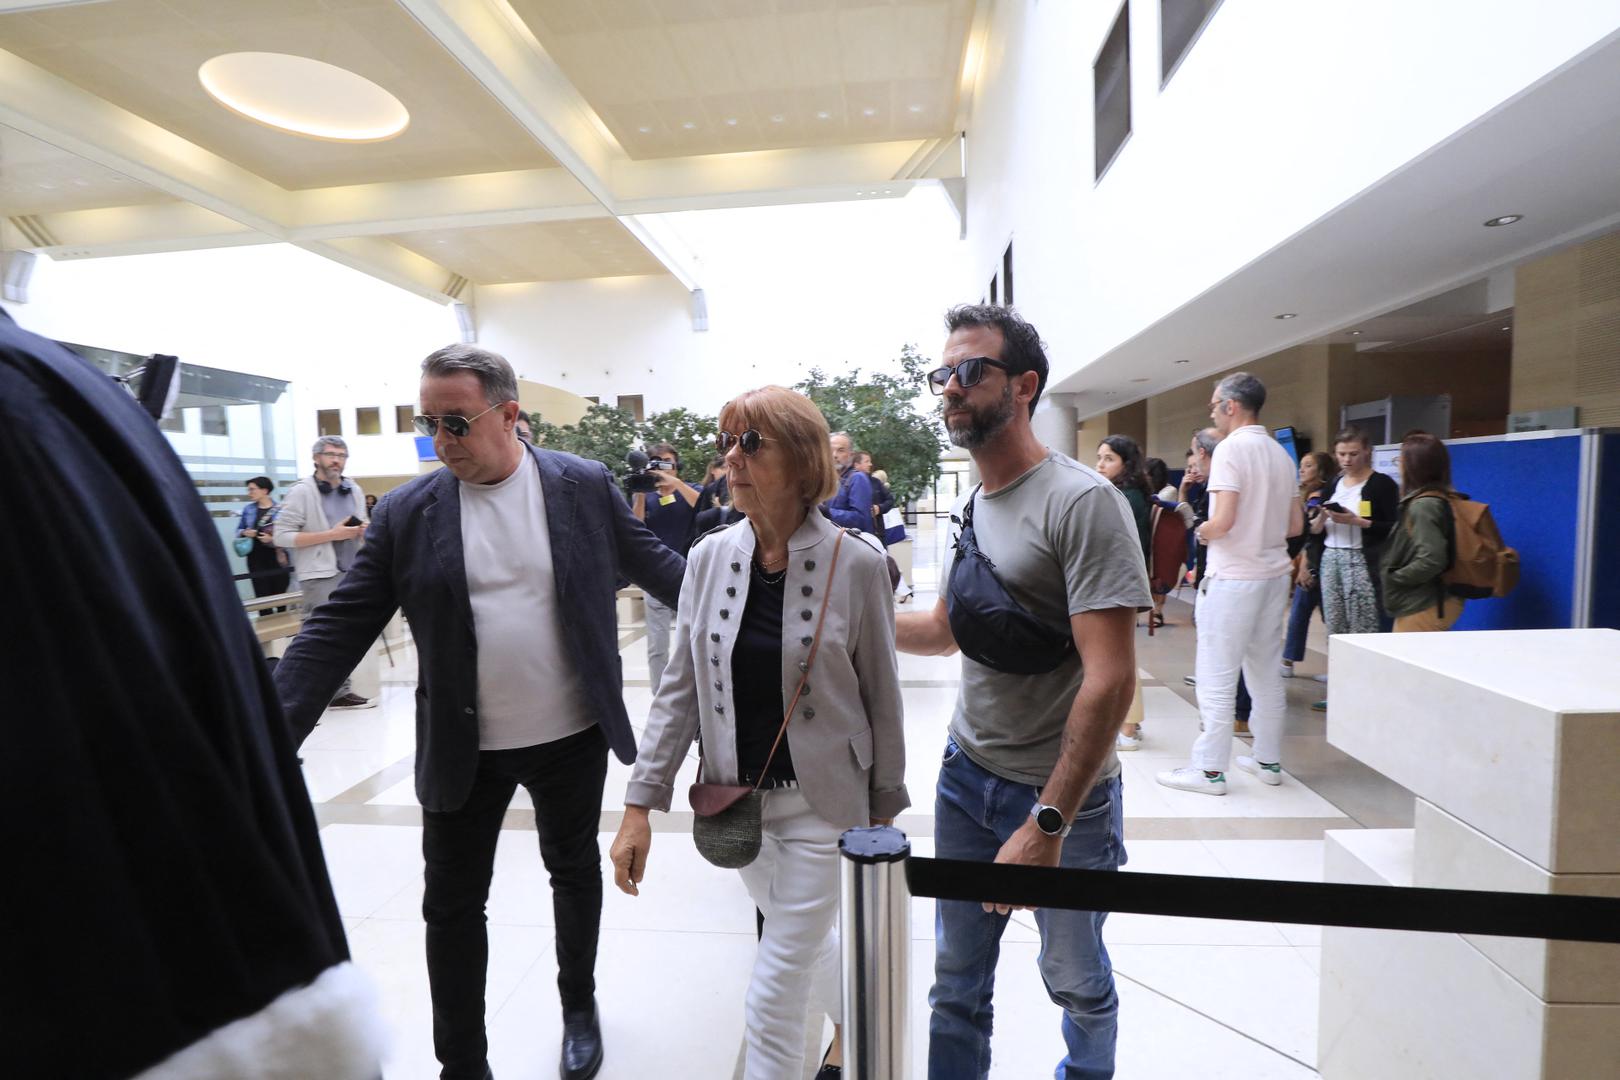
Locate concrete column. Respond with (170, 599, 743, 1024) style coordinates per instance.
(1032, 392, 1081, 459)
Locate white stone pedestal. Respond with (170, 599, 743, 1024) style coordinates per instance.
(1318, 628, 1620, 1079)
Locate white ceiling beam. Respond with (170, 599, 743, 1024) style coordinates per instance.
(287, 167, 605, 239)
(300, 235, 469, 305)
(17, 201, 265, 259)
(398, 0, 622, 207)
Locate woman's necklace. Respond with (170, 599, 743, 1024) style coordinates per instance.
(753, 550, 788, 585)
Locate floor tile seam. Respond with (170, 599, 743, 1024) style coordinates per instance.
(1110, 966, 1318, 1072)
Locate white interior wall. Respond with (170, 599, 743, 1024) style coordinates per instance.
(964, 0, 1620, 386)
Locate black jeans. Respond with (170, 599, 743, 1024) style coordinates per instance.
(422, 725, 609, 1080)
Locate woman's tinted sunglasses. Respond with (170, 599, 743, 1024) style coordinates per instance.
(925, 356, 1015, 395)
(716, 429, 773, 456)
(413, 402, 505, 438)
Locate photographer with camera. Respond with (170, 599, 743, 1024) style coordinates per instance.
(274, 435, 373, 711)
(629, 442, 701, 693)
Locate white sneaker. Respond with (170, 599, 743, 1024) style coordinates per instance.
(1310, 673, 1329, 684)
(1236, 755, 1283, 786)
(1280, 664, 1295, 678)
(1116, 730, 1142, 752)
(1156, 766, 1227, 796)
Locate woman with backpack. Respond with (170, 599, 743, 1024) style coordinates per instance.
(1096, 435, 1152, 750)
(1382, 431, 1467, 632)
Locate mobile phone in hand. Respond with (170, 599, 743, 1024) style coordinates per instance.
(342, 514, 363, 527)
(1322, 501, 1348, 514)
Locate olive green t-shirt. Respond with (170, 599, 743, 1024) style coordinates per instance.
(948, 453, 1152, 786)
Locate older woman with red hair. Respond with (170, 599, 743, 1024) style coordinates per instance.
(611, 385, 908, 1079)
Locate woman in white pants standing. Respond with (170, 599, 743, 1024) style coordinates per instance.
(611, 386, 909, 1079)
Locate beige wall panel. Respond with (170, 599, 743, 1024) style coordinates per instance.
(1077, 414, 1110, 463)
(1333, 349, 1511, 439)
(1144, 346, 1334, 462)
(1512, 230, 1620, 427)
(1103, 400, 1148, 449)
(519, 378, 592, 428)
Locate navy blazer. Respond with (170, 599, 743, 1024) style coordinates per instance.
(275, 445, 685, 813)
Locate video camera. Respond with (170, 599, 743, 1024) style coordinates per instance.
(625, 448, 677, 494)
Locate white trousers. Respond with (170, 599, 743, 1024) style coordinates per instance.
(736, 788, 843, 1080)
(1192, 574, 1291, 772)
(645, 595, 675, 694)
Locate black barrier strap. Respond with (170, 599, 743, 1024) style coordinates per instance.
(905, 857, 1620, 945)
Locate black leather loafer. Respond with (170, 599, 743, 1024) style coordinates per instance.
(560, 1000, 603, 1080)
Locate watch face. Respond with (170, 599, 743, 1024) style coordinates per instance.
(1035, 805, 1064, 835)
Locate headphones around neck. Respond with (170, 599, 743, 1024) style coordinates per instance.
(315, 476, 352, 496)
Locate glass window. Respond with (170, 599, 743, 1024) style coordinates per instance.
(395, 404, 414, 433)
(1002, 241, 1015, 306)
(317, 409, 342, 436)
(356, 406, 381, 435)
(1161, 0, 1223, 86)
(618, 394, 645, 422)
(200, 405, 228, 436)
(1094, 4, 1131, 180)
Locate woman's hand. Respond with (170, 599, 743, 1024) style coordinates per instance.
(1296, 567, 1314, 589)
(610, 807, 653, 896)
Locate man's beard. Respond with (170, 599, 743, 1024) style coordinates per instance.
(945, 383, 1016, 450)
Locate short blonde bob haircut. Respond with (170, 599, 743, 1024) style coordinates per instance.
(718, 386, 840, 507)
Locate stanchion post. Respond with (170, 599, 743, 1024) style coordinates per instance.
(839, 826, 911, 1080)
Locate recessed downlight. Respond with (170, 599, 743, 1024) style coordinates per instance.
(770, 114, 786, 123)
(1348, 330, 1363, 336)
(198, 52, 408, 142)
(815, 110, 832, 120)
(1274, 313, 1298, 320)
(1174, 359, 1190, 365)
(1484, 214, 1523, 227)
(1130, 377, 1150, 383)
(681, 120, 697, 130)
(862, 106, 877, 117)
(724, 117, 738, 126)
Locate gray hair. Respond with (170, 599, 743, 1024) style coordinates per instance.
(311, 435, 348, 457)
(421, 343, 519, 407)
(1214, 371, 1267, 414)
(1193, 428, 1220, 457)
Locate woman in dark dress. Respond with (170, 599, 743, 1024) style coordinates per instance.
(238, 476, 291, 598)
(1096, 435, 1152, 749)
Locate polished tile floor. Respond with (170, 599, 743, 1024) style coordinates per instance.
(305, 520, 1413, 1079)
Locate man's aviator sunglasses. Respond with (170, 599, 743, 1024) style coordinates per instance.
(716, 429, 773, 456)
(925, 356, 1015, 395)
(413, 402, 507, 438)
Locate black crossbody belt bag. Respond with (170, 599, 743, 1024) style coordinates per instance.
(945, 491, 1075, 675)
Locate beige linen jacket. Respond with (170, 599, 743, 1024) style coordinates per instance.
(625, 510, 909, 830)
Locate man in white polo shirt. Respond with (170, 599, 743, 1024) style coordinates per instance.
(1157, 372, 1304, 796)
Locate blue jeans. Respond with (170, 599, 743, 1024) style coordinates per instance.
(929, 738, 1126, 1080)
(1283, 584, 1319, 664)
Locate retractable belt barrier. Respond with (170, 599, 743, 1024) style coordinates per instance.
(906, 855, 1620, 944)
(837, 827, 1620, 1080)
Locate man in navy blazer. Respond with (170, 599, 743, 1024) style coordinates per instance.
(276, 344, 683, 1080)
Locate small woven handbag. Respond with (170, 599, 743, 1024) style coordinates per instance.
(690, 532, 846, 869)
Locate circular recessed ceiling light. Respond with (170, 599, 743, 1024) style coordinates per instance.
(1348, 330, 1363, 336)
(1130, 377, 1150, 383)
(681, 120, 696, 130)
(637, 125, 653, 134)
(724, 117, 738, 126)
(816, 110, 832, 120)
(862, 106, 877, 117)
(198, 52, 409, 142)
(1483, 214, 1523, 227)
(1274, 312, 1298, 320)
(907, 104, 923, 113)
(1174, 359, 1190, 364)
(1502, 325, 1512, 331)
(770, 114, 786, 123)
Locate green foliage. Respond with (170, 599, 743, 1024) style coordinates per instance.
(642, 407, 720, 484)
(531, 403, 642, 473)
(530, 404, 717, 486)
(795, 344, 945, 503)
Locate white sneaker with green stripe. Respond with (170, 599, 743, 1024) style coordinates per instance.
(1156, 766, 1227, 796)
(1236, 755, 1283, 785)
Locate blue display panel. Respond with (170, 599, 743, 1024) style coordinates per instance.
(1274, 427, 1300, 465)
(1448, 435, 1582, 631)
(1591, 434, 1620, 630)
